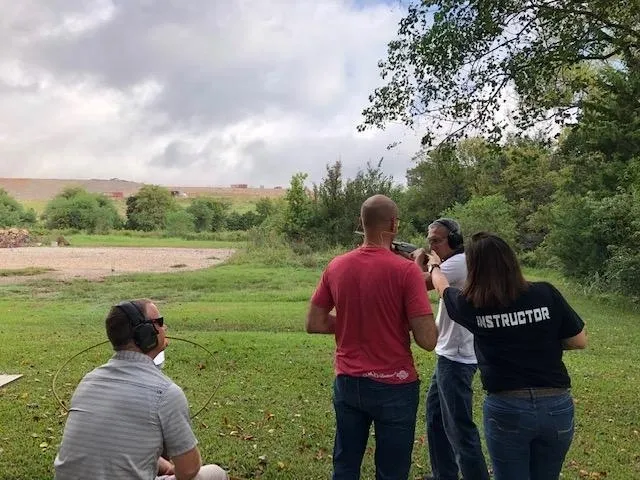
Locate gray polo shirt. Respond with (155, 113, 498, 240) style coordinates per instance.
(435, 253, 476, 364)
(54, 350, 197, 480)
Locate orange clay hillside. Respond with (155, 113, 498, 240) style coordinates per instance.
(0, 177, 287, 201)
(0, 177, 288, 214)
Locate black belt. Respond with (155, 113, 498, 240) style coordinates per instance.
(491, 387, 569, 398)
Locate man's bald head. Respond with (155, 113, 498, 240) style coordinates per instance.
(361, 194, 399, 232)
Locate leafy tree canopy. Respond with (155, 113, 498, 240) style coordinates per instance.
(43, 187, 121, 233)
(0, 189, 36, 228)
(126, 185, 176, 231)
(360, 0, 640, 145)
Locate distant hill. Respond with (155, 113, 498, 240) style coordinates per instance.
(0, 178, 287, 201)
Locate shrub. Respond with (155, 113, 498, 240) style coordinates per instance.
(42, 188, 121, 233)
(442, 194, 518, 247)
(164, 209, 195, 237)
(0, 189, 37, 227)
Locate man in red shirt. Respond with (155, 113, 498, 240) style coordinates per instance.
(307, 194, 437, 480)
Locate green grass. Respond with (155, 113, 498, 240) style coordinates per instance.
(0, 267, 54, 277)
(60, 233, 246, 249)
(0, 249, 638, 479)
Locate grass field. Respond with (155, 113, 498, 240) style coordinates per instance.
(61, 233, 246, 249)
(0, 242, 638, 479)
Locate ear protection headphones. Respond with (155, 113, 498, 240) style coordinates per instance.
(432, 218, 464, 249)
(116, 301, 158, 353)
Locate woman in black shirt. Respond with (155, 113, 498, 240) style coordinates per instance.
(427, 232, 587, 480)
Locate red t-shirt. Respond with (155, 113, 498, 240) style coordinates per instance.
(311, 246, 433, 384)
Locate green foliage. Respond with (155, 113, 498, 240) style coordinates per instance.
(360, 0, 640, 145)
(0, 189, 37, 227)
(164, 209, 195, 237)
(500, 138, 560, 249)
(282, 173, 314, 243)
(42, 187, 121, 233)
(558, 68, 640, 196)
(225, 211, 262, 231)
(443, 194, 518, 247)
(312, 160, 399, 246)
(126, 185, 177, 231)
(547, 191, 640, 281)
(404, 144, 471, 232)
(255, 197, 276, 221)
(186, 197, 230, 232)
(276, 161, 401, 249)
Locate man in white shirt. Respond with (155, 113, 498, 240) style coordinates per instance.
(414, 219, 489, 480)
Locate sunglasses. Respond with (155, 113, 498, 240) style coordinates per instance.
(149, 317, 164, 327)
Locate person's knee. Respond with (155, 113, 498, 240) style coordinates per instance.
(194, 464, 228, 480)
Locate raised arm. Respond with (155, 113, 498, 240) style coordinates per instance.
(426, 252, 449, 297)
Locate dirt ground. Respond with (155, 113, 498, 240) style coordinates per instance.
(0, 246, 236, 283)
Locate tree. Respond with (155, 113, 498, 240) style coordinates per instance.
(186, 197, 230, 232)
(312, 160, 400, 246)
(557, 67, 640, 196)
(443, 194, 518, 247)
(498, 137, 560, 249)
(165, 209, 195, 237)
(360, 0, 640, 145)
(255, 198, 276, 222)
(225, 211, 262, 231)
(282, 173, 314, 243)
(126, 185, 176, 231)
(43, 187, 121, 233)
(0, 189, 36, 228)
(404, 143, 471, 232)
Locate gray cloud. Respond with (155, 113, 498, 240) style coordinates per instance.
(0, 0, 422, 187)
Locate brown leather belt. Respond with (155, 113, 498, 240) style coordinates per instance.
(492, 387, 569, 398)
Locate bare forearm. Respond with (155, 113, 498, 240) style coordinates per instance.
(306, 309, 336, 334)
(430, 268, 450, 297)
(322, 313, 336, 334)
(422, 272, 434, 290)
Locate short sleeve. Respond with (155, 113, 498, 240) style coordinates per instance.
(404, 263, 433, 319)
(442, 287, 476, 331)
(440, 255, 466, 286)
(158, 383, 198, 458)
(549, 284, 585, 339)
(311, 268, 335, 310)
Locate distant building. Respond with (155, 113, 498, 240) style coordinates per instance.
(104, 191, 124, 199)
(230, 184, 248, 188)
(170, 190, 189, 198)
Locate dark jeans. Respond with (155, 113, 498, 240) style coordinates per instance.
(426, 356, 489, 480)
(332, 375, 419, 480)
(484, 392, 575, 480)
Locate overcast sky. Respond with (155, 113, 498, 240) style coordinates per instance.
(0, 0, 424, 188)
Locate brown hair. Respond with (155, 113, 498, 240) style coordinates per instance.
(462, 233, 529, 308)
(105, 298, 152, 350)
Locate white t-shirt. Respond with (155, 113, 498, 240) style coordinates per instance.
(435, 253, 477, 363)
(154, 351, 165, 368)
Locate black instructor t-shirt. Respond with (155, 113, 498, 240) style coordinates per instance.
(443, 282, 585, 393)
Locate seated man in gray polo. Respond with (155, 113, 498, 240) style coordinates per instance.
(54, 299, 228, 480)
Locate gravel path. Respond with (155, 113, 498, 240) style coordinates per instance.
(0, 246, 235, 282)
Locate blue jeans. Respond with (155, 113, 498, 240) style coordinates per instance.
(426, 356, 489, 480)
(484, 392, 575, 480)
(332, 375, 419, 480)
